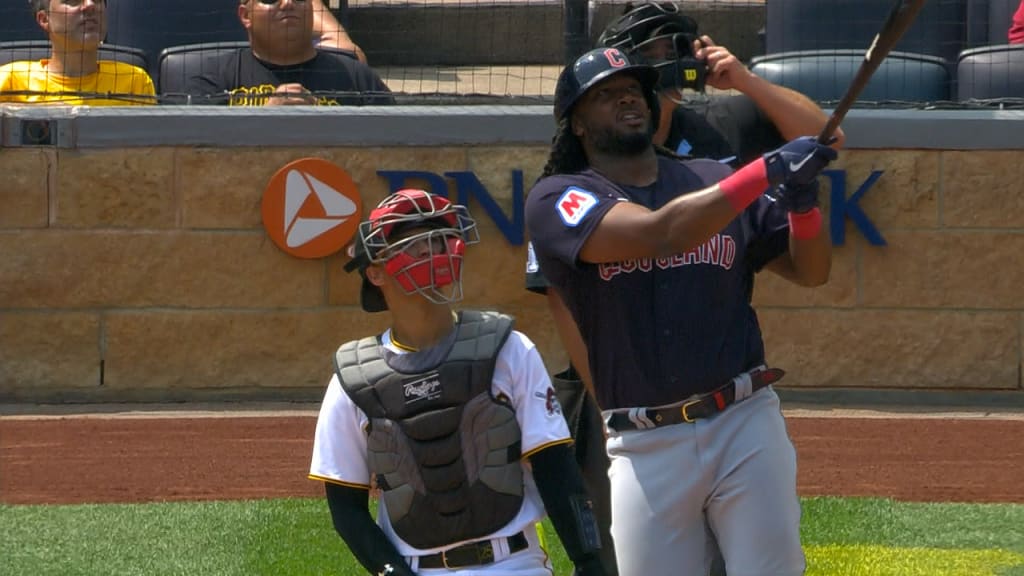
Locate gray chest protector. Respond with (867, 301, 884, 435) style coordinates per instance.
(335, 310, 524, 550)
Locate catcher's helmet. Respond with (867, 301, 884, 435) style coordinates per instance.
(554, 47, 660, 122)
(598, 2, 698, 54)
(597, 2, 706, 92)
(344, 189, 479, 312)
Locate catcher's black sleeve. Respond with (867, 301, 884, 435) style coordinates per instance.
(530, 443, 609, 576)
(323, 483, 415, 576)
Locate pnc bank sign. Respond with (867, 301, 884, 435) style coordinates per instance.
(261, 159, 887, 259)
(261, 158, 363, 259)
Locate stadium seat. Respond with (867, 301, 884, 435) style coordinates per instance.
(105, 0, 246, 84)
(0, 3, 45, 43)
(0, 40, 148, 71)
(157, 42, 360, 104)
(749, 50, 953, 103)
(956, 44, 1024, 99)
(765, 0, 968, 63)
(157, 42, 247, 104)
(966, 0, 992, 47)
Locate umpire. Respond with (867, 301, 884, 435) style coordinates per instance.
(531, 2, 844, 575)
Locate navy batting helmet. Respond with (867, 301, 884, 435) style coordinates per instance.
(553, 47, 660, 122)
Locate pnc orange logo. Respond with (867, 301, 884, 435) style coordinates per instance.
(261, 158, 362, 259)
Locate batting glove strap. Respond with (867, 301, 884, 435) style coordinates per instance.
(771, 180, 821, 214)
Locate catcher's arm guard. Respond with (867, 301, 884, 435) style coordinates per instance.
(530, 444, 608, 576)
(324, 483, 415, 576)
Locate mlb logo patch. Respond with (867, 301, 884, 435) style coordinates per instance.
(556, 187, 598, 227)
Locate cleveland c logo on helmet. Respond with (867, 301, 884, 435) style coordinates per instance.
(604, 48, 627, 68)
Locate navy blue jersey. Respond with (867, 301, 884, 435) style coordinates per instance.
(525, 155, 789, 409)
(525, 94, 784, 295)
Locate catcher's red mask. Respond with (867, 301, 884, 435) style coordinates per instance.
(357, 189, 479, 306)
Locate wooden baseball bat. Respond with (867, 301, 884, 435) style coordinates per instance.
(818, 0, 929, 141)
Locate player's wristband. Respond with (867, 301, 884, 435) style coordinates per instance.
(719, 158, 769, 213)
(788, 207, 823, 240)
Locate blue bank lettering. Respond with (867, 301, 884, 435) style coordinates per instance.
(378, 169, 525, 245)
(823, 169, 886, 246)
(379, 169, 884, 247)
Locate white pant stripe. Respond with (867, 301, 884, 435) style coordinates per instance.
(628, 407, 656, 430)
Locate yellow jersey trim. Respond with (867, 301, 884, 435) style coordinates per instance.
(308, 474, 370, 489)
(521, 438, 574, 460)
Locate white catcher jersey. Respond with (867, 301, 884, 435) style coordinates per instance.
(309, 328, 571, 557)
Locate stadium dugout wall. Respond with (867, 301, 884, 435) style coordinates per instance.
(1, 106, 1022, 407)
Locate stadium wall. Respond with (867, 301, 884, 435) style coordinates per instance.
(1, 106, 1022, 404)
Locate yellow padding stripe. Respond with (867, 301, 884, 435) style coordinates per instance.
(307, 474, 370, 489)
(521, 438, 573, 460)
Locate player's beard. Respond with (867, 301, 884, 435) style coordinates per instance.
(591, 124, 652, 157)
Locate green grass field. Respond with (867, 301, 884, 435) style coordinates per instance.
(2, 496, 1022, 576)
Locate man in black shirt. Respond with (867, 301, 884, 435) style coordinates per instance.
(186, 0, 392, 106)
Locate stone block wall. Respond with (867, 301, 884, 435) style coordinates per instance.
(1, 145, 1021, 402)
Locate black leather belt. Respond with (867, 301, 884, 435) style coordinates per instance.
(418, 531, 529, 569)
(606, 367, 785, 431)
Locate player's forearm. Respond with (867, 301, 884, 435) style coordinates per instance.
(324, 483, 416, 576)
(579, 186, 745, 263)
(737, 73, 846, 148)
(546, 290, 597, 398)
(786, 212, 832, 286)
(660, 186, 752, 255)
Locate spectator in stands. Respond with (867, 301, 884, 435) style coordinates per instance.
(1010, 0, 1024, 44)
(0, 0, 155, 105)
(185, 0, 392, 106)
(311, 0, 368, 63)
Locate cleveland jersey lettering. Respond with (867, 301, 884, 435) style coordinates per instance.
(598, 233, 737, 281)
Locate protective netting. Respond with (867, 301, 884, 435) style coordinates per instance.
(0, 0, 1021, 108)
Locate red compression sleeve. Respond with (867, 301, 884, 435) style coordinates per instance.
(788, 207, 823, 240)
(718, 158, 769, 213)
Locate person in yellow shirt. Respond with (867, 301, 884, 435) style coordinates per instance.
(0, 0, 155, 105)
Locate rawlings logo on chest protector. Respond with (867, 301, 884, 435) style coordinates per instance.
(403, 373, 442, 404)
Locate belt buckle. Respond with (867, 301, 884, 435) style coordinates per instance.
(441, 542, 494, 569)
(680, 398, 701, 423)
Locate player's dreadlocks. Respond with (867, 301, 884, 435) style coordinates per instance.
(541, 119, 587, 178)
(540, 117, 691, 178)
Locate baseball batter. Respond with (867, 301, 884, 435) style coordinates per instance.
(525, 49, 837, 576)
(309, 190, 609, 576)
(526, 5, 843, 575)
